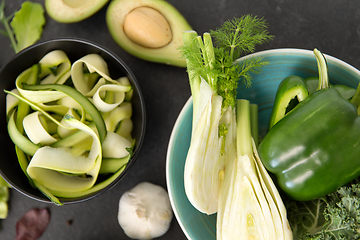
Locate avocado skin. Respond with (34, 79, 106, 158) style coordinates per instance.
(45, 0, 109, 23)
(106, 0, 192, 67)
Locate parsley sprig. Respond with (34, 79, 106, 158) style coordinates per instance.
(0, 0, 45, 53)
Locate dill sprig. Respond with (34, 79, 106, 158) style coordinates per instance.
(210, 15, 273, 60)
(215, 15, 273, 108)
(180, 15, 273, 109)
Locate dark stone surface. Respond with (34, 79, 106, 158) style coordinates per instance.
(0, 0, 360, 239)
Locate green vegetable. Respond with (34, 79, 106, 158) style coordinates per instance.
(305, 76, 356, 100)
(181, 15, 293, 239)
(5, 50, 135, 205)
(7, 109, 40, 156)
(217, 99, 292, 239)
(27, 115, 102, 199)
(286, 179, 360, 239)
(259, 49, 360, 201)
(180, 15, 273, 214)
(21, 83, 108, 143)
(269, 71, 357, 130)
(0, 176, 9, 219)
(0, 1, 45, 53)
(45, 0, 109, 23)
(268, 75, 309, 129)
(106, 0, 193, 67)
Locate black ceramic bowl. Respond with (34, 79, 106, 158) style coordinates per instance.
(0, 38, 146, 204)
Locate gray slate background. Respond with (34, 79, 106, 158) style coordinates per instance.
(0, 0, 360, 239)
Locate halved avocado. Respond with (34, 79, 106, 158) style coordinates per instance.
(45, 0, 109, 23)
(106, 0, 192, 67)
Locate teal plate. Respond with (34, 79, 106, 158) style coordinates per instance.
(166, 48, 360, 239)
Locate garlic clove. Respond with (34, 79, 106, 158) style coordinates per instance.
(118, 182, 173, 240)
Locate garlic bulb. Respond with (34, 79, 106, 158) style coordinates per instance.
(118, 182, 173, 240)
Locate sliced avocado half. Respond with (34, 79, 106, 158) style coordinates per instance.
(106, 0, 192, 67)
(45, 0, 109, 23)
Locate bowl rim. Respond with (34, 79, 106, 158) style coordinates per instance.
(0, 37, 147, 204)
(165, 47, 360, 239)
(235, 48, 360, 76)
(166, 96, 193, 239)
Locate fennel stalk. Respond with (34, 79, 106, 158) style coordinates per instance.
(181, 15, 272, 214)
(217, 100, 292, 239)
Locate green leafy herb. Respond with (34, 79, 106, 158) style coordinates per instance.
(0, 0, 45, 53)
(180, 15, 272, 111)
(286, 179, 360, 239)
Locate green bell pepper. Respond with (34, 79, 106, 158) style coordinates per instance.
(258, 49, 360, 201)
(268, 75, 308, 129)
(269, 73, 356, 130)
(305, 76, 356, 100)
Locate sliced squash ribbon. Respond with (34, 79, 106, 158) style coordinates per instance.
(4, 50, 136, 205)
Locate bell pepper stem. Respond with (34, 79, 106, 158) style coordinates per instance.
(350, 83, 360, 111)
(314, 48, 329, 90)
(314, 48, 360, 112)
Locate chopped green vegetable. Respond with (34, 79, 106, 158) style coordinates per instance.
(268, 75, 309, 129)
(180, 15, 272, 214)
(0, 176, 9, 219)
(5, 50, 136, 204)
(286, 179, 360, 239)
(21, 83, 108, 143)
(0, 0, 45, 53)
(27, 115, 102, 202)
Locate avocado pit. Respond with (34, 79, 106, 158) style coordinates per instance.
(123, 7, 173, 49)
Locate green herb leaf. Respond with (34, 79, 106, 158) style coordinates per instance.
(210, 15, 273, 61)
(10, 1, 45, 52)
(287, 180, 360, 239)
(180, 15, 273, 110)
(0, 1, 45, 53)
